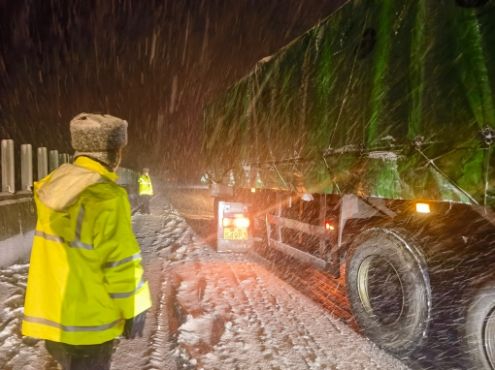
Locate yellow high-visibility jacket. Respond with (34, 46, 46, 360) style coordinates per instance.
(138, 174, 153, 196)
(22, 156, 151, 345)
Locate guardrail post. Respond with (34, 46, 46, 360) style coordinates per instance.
(20, 144, 33, 191)
(49, 150, 59, 172)
(59, 153, 70, 165)
(37, 147, 48, 180)
(1, 139, 15, 193)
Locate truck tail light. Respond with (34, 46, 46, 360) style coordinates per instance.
(222, 214, 250, 229)
(415, 202, 431, 214)
(234, 216, 250, 229)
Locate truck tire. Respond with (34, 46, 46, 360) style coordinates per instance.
(346, 229, 431, 355)
(465, 281, 495, 369)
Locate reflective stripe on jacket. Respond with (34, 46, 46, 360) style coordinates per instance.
(22, 156, 151, 345)
(138, 174, 153, 195)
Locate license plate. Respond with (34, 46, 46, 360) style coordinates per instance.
(223, 227, 248, 240)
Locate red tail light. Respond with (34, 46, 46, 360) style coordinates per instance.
(223, 214, 250, 229)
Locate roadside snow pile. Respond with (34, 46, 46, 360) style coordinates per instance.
(0, 264, 55, 370)
(178, 313, 225, 352)
(0, 265, 27, 348)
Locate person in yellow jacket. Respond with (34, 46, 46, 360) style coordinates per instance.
(138, 167, 153, 214)
(22, 113, 152, 370)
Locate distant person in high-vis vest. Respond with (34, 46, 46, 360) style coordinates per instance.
(22, 113, 152, 370)
(138, 168, 153, 214)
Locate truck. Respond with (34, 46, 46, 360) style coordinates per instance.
(202, 0, 495, 368)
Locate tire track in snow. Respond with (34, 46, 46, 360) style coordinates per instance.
(261, 275, 321, 367)
(228, 261, 288, 369)
(170, 245, 411, 370)
(229, 262, 316, 370)
(142, 262, 179, 370)
(245, 262, 337, 370)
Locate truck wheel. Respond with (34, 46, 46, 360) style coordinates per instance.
(465, 281, 495, 369)
(346, 229, 431, 355)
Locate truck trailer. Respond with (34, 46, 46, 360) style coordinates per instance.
(202, 0, 495, 368)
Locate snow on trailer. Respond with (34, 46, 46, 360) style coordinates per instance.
(202, 0, 495, 368)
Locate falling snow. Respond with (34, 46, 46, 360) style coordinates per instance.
(0, 193, 409, 370)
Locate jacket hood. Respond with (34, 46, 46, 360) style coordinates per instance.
(36, 164, 104, 211)
(36, 157, 118, 211)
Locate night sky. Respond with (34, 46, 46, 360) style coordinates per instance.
(0, 0, 343, 181)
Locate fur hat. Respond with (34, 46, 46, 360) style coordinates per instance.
(70, 113, 127, 167)
(70, 113, 128, 152)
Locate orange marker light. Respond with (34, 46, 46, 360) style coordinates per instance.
(324, 220, 335, 232)
(415, 202, 431, 214)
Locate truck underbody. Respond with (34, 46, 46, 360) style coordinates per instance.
(214, 185, 495, 367)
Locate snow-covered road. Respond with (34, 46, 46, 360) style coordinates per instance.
(0, 194, 410, 370)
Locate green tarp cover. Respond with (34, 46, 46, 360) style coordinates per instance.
(203, 0, 495, 206)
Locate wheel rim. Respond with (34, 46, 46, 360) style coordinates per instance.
(483, 307, 495, 369)
(357, 255, 405, 326)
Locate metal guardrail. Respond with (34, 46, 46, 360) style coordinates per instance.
(0, 137, 140, 197)
(1, 139, 71, 196)
(0, 139, 141, 267)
